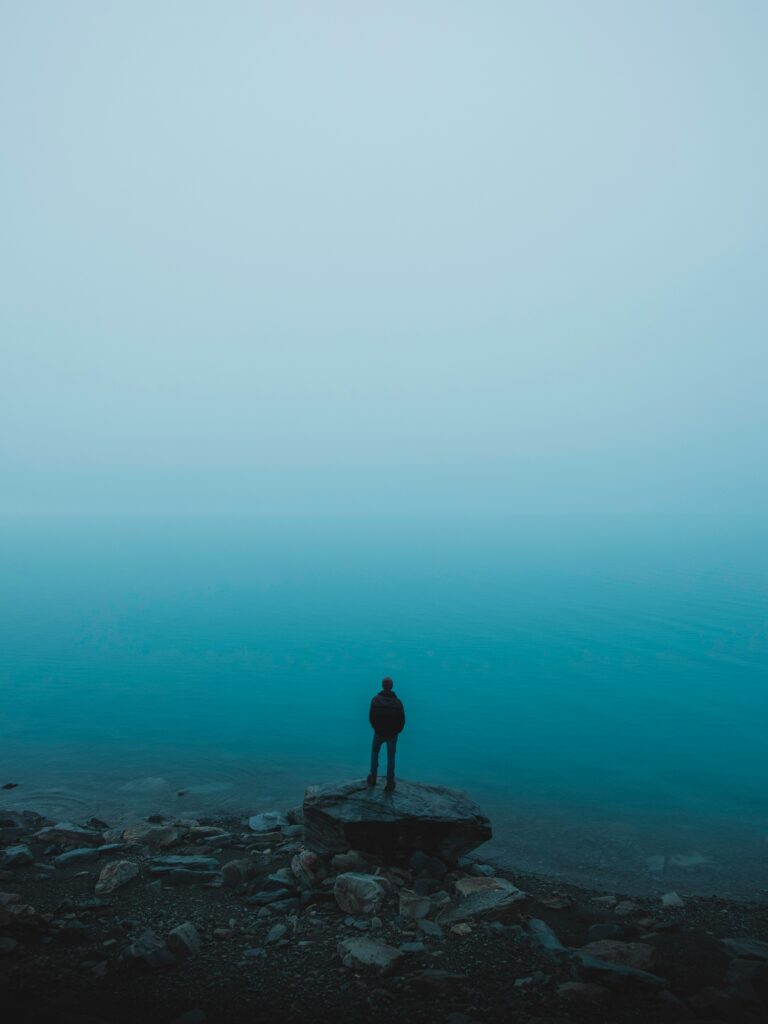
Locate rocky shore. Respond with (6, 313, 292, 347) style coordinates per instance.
(1, 779, 767, 1024)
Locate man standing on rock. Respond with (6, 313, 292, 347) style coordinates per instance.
(367, 677, 405, 792)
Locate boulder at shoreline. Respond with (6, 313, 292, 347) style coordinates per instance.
(302, 778, 492, 860)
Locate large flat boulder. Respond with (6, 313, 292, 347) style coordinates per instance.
(303, 779, 492, 860)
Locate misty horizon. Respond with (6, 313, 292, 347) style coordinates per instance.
(2, 1, 766, 518)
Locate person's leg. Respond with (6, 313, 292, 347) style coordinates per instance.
(385, 736, 397, 782)
(369, 734, 383, 781)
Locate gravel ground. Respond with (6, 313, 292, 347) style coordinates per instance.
(1, 810, 767, 1024)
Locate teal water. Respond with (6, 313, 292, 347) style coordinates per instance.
(1, 515, 766, 898)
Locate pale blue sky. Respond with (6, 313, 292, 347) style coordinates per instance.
(1, 1, 766, 515)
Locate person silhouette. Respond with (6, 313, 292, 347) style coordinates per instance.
(366, 677, 405, 792)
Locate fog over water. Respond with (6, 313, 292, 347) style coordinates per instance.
(1, 4, 767, 897)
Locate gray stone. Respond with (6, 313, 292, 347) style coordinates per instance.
(721, 937, 768, 961)
(163, 868, 220, 885)
(285, 806, 304, 825)
(122, 822, 186, 848)
(167, 921, 201, 957)
(247, 888, 291, 906)
(526, 918, 568, 955)
(265, 923, 288, 944)
(334, 872, 388, 915)
(574, 953, 666, 988)
(303, 779, 491, 860)
(579, 940, 656, 971)
(54, 843, 129, 866)
(125, 928, 175, 969)
(267, 868, 294, 887)
(266, 898, 299, 914)
(243, 946, 265, 958)
(399, 888, 432, 920)
(249, 811, 287, 833)
(331, 850, 373, 873)
(400, 941, 427, 953)
(344, 915, 370, 930)
(291, 849, 323, 887)
(0, 936, 19, 956)
(438, 877, 527, 924)
(1, 844, 34, 867)
(338, 936, 404, 973)
(557, 981, 609, 1004)
(35, 822, 104, 847)
(661, 891, 684, 908)
(94, 860, 138, 895)
(246, 829, 283, 846)
(221, 859, 253, 886)
(149, 855, 219, 875)
(469, 863, 495, 877)
(417, 919, 444, 938)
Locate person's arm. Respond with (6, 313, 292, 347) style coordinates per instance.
(398, 701, 405, 733)
(369, 698, 376, 728)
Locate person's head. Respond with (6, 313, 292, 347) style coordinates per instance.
(382, 677, 394, 691)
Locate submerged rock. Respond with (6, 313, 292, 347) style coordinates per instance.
(303, 779, 492, 860)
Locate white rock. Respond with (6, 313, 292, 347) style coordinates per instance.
(334, 873, 388, 916)
(249, 812, 287, 833)
(661, 891, 685, 908)
(439, 877, 527, 924)
(95, 860, 139, 895)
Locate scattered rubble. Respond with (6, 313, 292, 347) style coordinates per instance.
(0, 782, 765, 1023)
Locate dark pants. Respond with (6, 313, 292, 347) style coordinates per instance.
(370, 733, 397, 781)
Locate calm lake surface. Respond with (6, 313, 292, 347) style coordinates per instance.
(1, 515, 766, 898)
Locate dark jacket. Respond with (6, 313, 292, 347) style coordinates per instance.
(369, 690, 405, 738)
